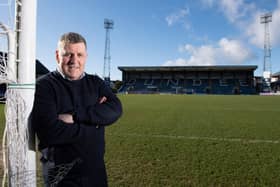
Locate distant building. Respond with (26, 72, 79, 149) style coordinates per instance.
(271, 71, 280, 92)
(118, 65, 257, 95)
(35, 59, 50, 78)
(0, 51, 49, 100)
(272, 71, 280, 80)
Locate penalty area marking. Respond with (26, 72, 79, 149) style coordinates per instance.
(108, 133, 279, 144)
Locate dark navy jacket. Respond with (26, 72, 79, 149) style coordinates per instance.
(31, 71, 122, 186)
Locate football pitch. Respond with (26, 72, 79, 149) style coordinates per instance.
(1, 95, 280, 186)
(105, 94, 280, 186)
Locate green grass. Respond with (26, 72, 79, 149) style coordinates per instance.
(1, 95, 280, 186)
(105, 95, 280, 186)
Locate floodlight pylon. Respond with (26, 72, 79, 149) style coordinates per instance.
(260, 12, 272, 92)
(103, 19, 113, 84)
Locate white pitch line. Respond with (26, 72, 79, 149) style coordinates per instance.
(109, 133, 279, 144)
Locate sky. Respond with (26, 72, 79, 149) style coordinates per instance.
(1, 0, 280, 80)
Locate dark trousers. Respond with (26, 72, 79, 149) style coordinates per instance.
(40, 149, 108, 187)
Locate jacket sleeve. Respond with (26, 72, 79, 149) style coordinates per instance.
(31, 78, 88, 147)
(74, 76, 122, 126)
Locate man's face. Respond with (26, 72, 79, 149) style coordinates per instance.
(56, 42, 87, 80)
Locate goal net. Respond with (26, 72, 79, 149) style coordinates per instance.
(1, 1, 79, 186)
(1, 0, 36, 186)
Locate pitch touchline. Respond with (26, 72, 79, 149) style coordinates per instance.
(108, 133, 279, 144)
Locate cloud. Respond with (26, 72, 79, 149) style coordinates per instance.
(245, 12, 264, 48)
(219, 38, 254, 63)
(164, 58, 191, 66)
(219, 0, 255, 23)
(200, 0, 255, 23)
(200, 0, 215, 8)
(246, 9, 280, 48)
(165, 8, 190, 29)
(271, 8, 280, 46)
(165, 0, 279, 68)
(221, 0, 280, 48)
(163, 38, 255, 66)
(199, 0, 280, 48)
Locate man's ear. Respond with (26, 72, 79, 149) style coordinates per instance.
(55, 50, 60, 64)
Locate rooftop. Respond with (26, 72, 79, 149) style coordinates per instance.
(118, 65, 258, 72)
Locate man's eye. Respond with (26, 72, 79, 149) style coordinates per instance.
(78, 53, 84, 57)
(63, 53, 71, 57)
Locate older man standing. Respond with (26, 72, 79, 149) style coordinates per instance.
(31, 32, 122, 186)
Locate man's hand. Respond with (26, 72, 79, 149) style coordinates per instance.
(99, 96, 107, 104)
(58, 96, 106, 124)
(58, 114, 74, 124)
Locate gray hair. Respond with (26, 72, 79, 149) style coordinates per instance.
(57, 32, 87, 51)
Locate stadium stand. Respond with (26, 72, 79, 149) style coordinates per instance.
(118, 65, 257, 95)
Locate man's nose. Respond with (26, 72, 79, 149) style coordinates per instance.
(70, 54, 79, 63)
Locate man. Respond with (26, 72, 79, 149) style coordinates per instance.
(31, 32, 122, 186)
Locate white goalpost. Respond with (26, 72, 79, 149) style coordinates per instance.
(1, 0, 37, 186)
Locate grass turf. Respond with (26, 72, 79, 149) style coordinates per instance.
(1, 95, 280, 186)
(105, 95, 280, 186)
